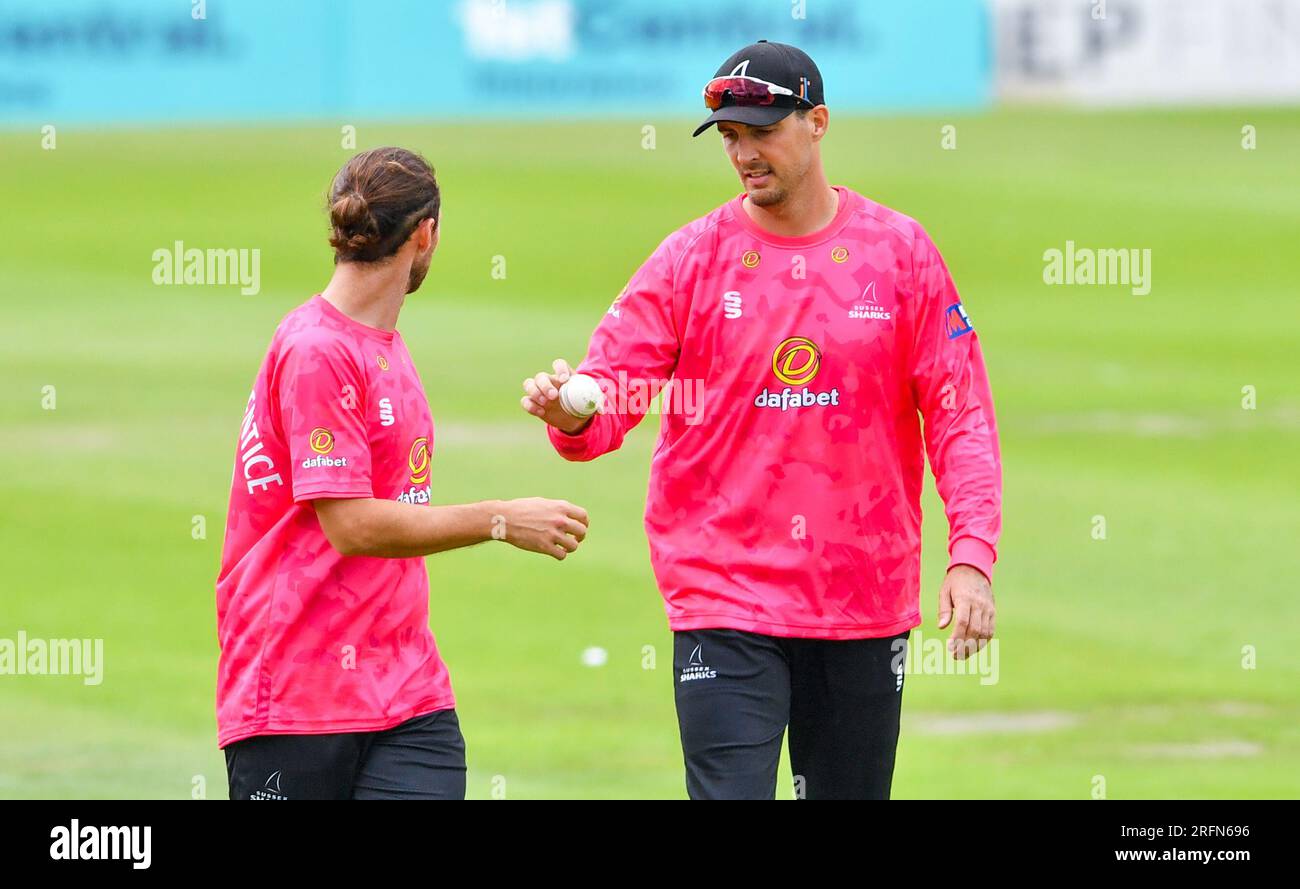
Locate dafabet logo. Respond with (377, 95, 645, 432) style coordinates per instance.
(755, 337, 841, 412)
(408, 437, 430, 485)
(302, 426, 348, 469)
(309, 427, 334, 455)
(398, 436, 433, 504)
(771, 336, 821, 386)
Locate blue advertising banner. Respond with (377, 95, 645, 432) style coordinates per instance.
(0, 0, 990, 126)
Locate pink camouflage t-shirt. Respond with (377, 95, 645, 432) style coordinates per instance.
(550, 186, 1002, 640)
(215, 294, 454, 748)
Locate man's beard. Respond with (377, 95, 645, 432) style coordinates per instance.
(747, 178, 787, 207)
(745, 166, 793, 208)
(746, 157, 812, 208)
(406, 253, 431, 294)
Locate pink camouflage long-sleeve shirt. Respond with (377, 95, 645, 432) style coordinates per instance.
(549, 186, 1002, 640)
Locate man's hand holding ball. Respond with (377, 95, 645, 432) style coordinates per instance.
(521, 358, 603, 435)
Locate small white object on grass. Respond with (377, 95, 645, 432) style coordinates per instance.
(559, 373, 604, 418)
(581, 646, 608, 668)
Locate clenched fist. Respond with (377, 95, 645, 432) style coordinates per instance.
(496, 497, 589, 561)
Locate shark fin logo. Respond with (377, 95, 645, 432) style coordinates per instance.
(680, 642, 716, 682)
(250, 769, 288, 800)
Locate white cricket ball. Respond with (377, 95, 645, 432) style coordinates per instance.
(581, 646, 608, 668)
(559, 373, 605, 418)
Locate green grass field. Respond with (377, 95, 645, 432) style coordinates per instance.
(2, 109, 1298, 799)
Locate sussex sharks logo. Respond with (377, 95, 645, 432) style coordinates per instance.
(679, 643, 717, 683)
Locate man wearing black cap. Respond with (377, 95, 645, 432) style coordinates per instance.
(521, 41, 1003, 800)
(690, 39, 836, 229)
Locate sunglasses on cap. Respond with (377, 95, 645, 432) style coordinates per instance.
(702, 75, 811, 110)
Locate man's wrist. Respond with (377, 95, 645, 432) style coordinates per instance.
(482, 500, 508, 543)
(554, 414, 594, 436)
(947, 562, 990, 584)
(947, 537, 996, 583)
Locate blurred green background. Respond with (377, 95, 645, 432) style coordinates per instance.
(1, 109, 1298, 798)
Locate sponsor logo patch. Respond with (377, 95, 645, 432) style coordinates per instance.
(772, 336, 821, 386)
(301, 455, 348, 469)
(945, 302, 974, 339)
(756, 337, 841, 411)
(309, 427, 334, 455)
(408, 436, 431, 485)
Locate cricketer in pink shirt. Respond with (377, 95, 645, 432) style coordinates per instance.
(546, 185, 1002, 640)
(215, 294, 455, 748)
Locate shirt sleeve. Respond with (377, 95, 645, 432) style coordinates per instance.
(908, 226, 1003, 581)
(275, 336, 374, 502)
(548, 236, 681, 461)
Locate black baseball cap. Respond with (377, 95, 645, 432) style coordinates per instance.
(692, 40, 825, 138)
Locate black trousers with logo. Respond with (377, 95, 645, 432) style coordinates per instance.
(673, 628, 909, 800)
(224, 708, 466, 800)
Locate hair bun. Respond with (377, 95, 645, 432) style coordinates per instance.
(326, 147, 440, 262)
(329, 191, 378, 252)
